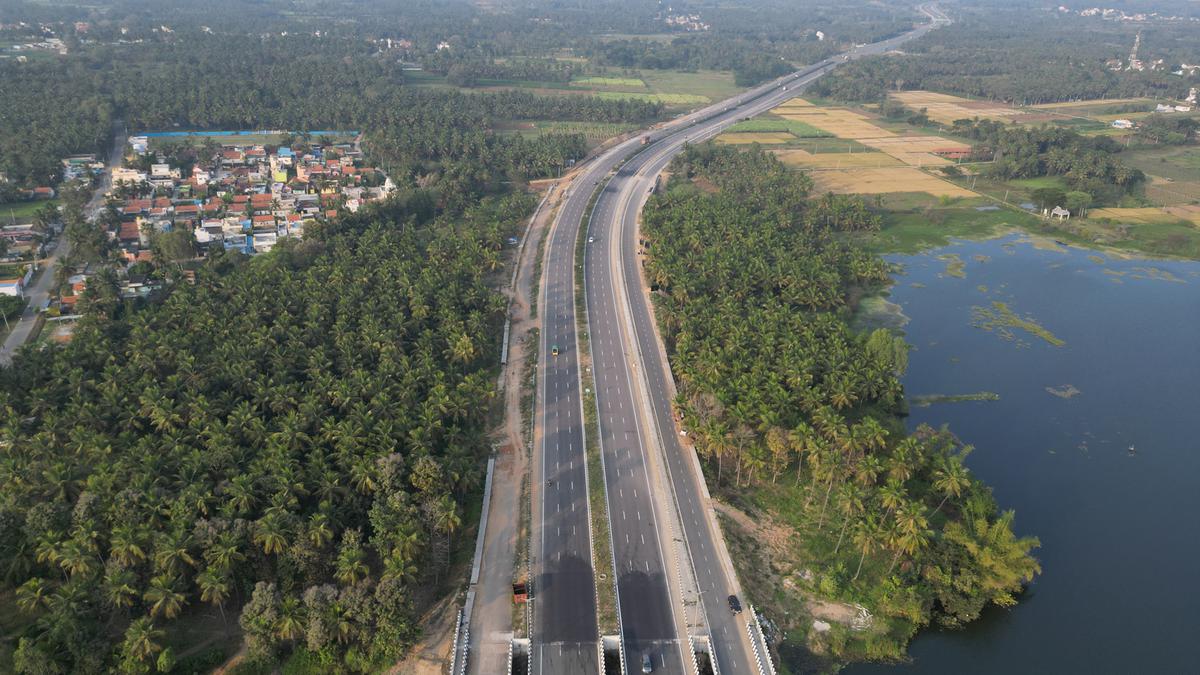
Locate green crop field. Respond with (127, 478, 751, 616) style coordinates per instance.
(641, 69, 742, 103)
(0, 199, 58, 223)
(725, 118, 830, 138)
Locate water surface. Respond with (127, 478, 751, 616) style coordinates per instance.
(849, 234, 1200, 674)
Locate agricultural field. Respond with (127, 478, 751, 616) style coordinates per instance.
(1029, 98, 1157, 114)
(407, 65, 741, 111)
(1124, 146, 1200, 205)
(776, 148, 903, 169)
(723, 118, 830, 137)
(810, 167, 976, 198)
(641, 69, 743, 102)
(1089, 206, 1200, 226)
(774, 105, 894, 139)
(716, 132, 797, 145)
(892, 90, 1030, 125)
(571, 76, 646, 88)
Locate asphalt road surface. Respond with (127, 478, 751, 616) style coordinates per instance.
(533, 5, 949, 673)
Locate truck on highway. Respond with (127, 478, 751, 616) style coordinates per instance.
(641, 135, 651, 145)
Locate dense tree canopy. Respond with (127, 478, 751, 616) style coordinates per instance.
(0, 189, 531, 672)
(645, 145, 1040, 655)
(812, 8, 1200, 105)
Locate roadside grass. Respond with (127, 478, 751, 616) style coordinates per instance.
(514, 467, 531, 637)
(575, 183, 619, 633)
(529, 217, 552, 320)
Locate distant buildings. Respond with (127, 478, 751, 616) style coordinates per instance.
(108, 137, 393, 258)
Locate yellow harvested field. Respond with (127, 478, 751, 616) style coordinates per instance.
(766, 98, 975, 174)
(858, 135, 970, 153)
(775, 148, 904, 169)
(1164, 205, 1200, 225)
(774, 98, 814, 109)
(715, 131, 796, 144)
(1030, 98, 1152, 109)
(1093, 112, 1154, 122)
(1089, 207, 1200, 225)
(891, 90, 1023, 125)
(886, 152, 953, 166)
(810, 167, 976, 198)
(773, 106, 895, 139)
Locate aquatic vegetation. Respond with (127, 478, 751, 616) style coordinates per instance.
(855, 294, 910, 330)
(1131, 267, 1186, 283)
(911, 391, 1001, 407)
(939, 253, 967, 277)
(971, 301, 1066, 347)
(1045, 384, 1081, 399)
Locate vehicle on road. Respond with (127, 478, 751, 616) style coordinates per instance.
(728, 594, 742, 614)
(642, 653, 653, 673)
(588, 236, 595, 243)
(551, 345, 560, 356)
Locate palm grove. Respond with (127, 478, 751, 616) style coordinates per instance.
(644, 145, 1040, 660)
(0, 15, 675, 675)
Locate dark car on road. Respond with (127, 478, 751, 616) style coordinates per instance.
(728, 594, 742, 614)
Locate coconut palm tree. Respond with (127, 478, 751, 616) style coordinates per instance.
(144, 574, 186, 620)
(931, 457, 971, 516)
(121, 618, 165, 668)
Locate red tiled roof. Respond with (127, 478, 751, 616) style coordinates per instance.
(119, 222, 140, 240)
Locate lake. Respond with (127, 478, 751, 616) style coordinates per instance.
(848, 234, 1200, 674)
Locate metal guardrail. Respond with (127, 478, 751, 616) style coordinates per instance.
(745, 618, 767, 675)
(449, 608, 464, 675)
(507, 639, 515, 675)
(705, 635, 721, 675)
(686, 635, 700, 675)
(746, 606, 777, 675)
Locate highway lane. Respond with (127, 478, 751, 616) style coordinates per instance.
(582, 6, 951, 674)
(534, 138, 644, 675)
(585, 176, 690, 674)
(530, 6, 949, 673)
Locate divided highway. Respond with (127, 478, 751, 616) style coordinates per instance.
(529, 6, 949, 674)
